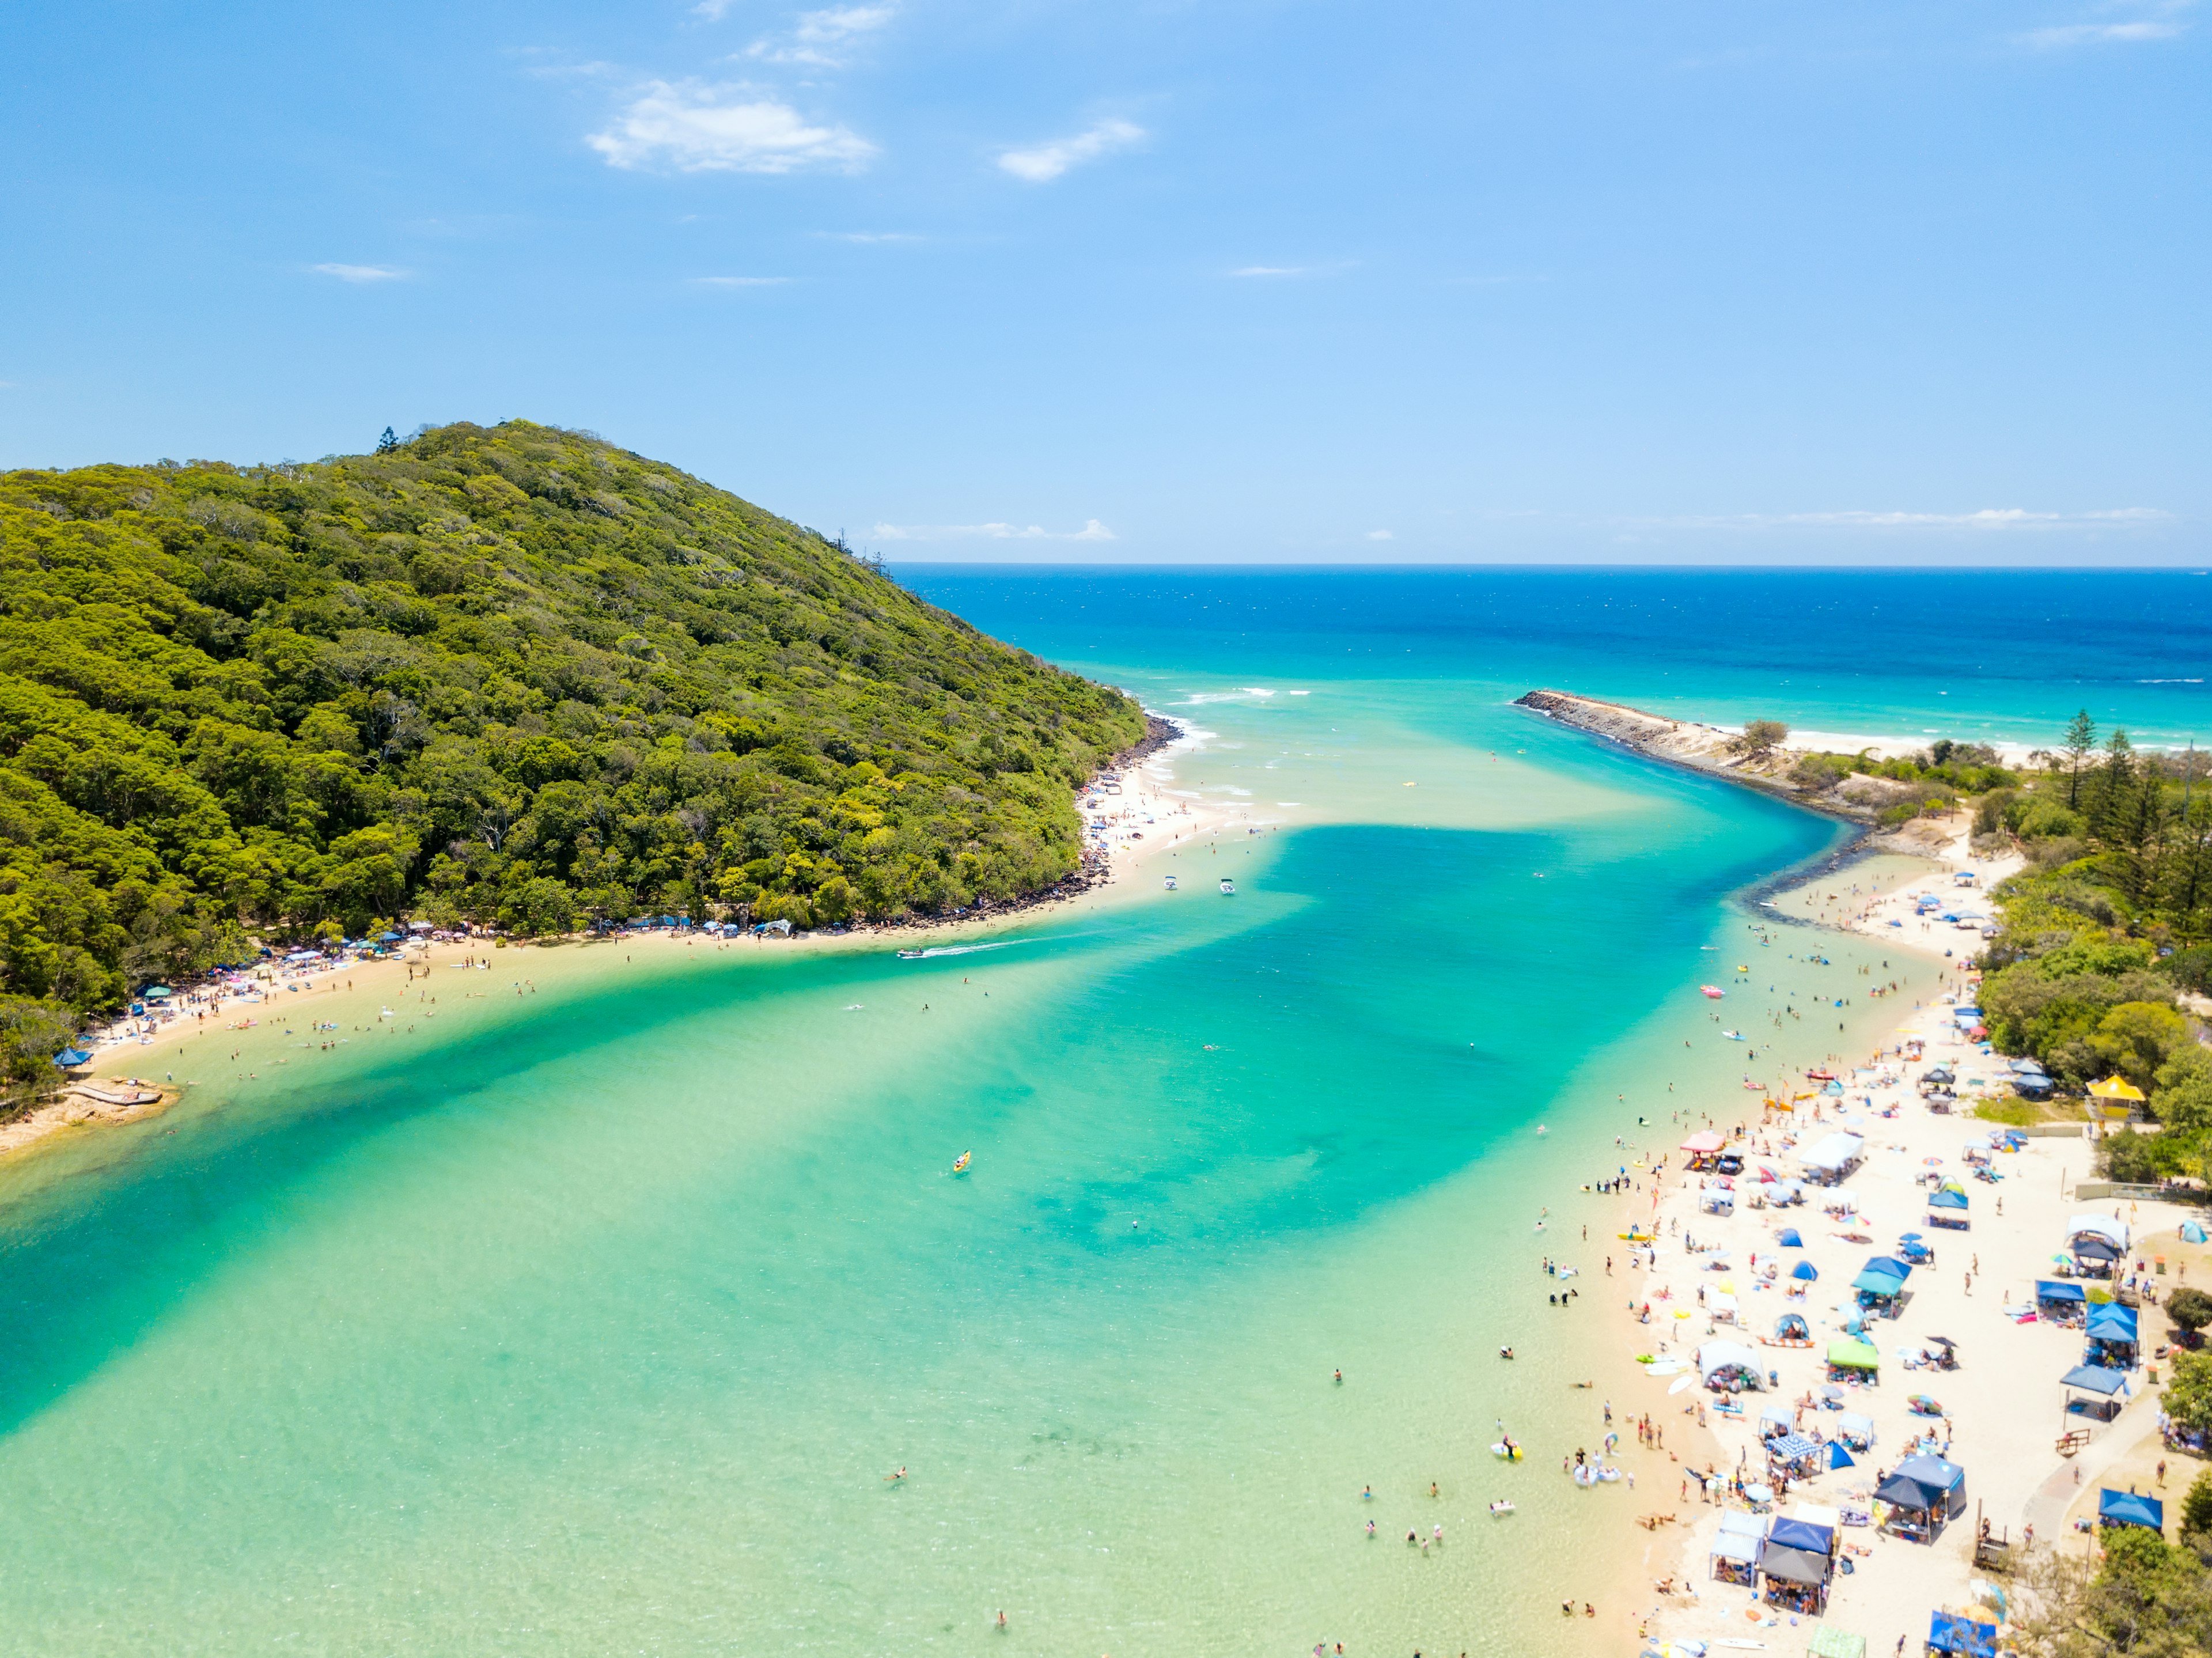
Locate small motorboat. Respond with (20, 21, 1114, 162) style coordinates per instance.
(1219, 879, 1236, 894)
(1164, 875, 1178, 890)
(1700, 986, 1725, 999)
(897, 949, 925, 960)
(951, 1150, 972, 1175)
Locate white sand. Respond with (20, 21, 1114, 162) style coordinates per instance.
(1615, 819, 2203, 1653)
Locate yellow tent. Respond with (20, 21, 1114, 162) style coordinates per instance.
(2089, 1076, 2146, 1102)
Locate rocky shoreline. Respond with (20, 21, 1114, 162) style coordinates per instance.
(1513, 689, 1961, 858)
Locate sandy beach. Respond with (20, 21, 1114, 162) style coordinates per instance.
(0, 716, 1245, 1167)
(1601, 819, 2206, 1656)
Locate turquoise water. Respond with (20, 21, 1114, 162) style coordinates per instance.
(0, 571, 2089, 1655)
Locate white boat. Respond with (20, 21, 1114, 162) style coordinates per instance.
(1164, 875, 1178, 890)
(1219, 879, 1236, 894)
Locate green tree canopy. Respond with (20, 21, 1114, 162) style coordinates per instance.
(0, 422, 1147, 1015)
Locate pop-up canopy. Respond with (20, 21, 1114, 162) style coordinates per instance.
(2099, 1489, 2164, 1531)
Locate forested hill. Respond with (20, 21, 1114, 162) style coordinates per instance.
(0, 420, 1146, 1017)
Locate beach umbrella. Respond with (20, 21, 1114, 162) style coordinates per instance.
(1791, 1261, 1819, 1281)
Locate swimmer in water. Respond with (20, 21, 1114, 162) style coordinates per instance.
(885, 1466, 906, 1482)
(1366, 1520, 1376, 1536)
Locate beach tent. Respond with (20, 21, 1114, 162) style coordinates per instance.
(1770, 1515, 1836, 1556)
(141, 985, 173, 1000)
(1878, 1455, 1967, 1537)
(1697, 1341, 1766, 1391)
(2186, 1221, 2211, 1246)
(1769, 1432, 1823, 1467)
(1801, 1133, 1867, 1184)
(1681, 1131, 1726, 1154)
(1711, 1509, 1764, 1581)
(1760, 1405, 1794, 1439)
(51, 1047, 92, 1068)
(1929, 1185, 1968, 1210)
(1777, 1228, 1805, 1247)
(2088, 1076, 2146, 1105)
(1824, 1441, 1857, 1470)
(1927, 1612, 1998, 1657)
(1808, 1629, 1866, 1658)
(2098, 1489, 2165, 1532)
(1826, 1338, 1880, 1373)
(1791, 1260, 1820, 1282)
(1836, 1411, 1876, 1450)
(2087, 1304, 2140, 1343)
(2062, 1364, 2131, 1399)
(1775, 1312, 1810, 1341)
(1851, 1267, 1909, 1298)
(2069, 1214, 2130, 1250)
(1860, 1255, 1913, 1282)
(2036, 1279, 2087, 1307)
(1758, 1540, 1831, 1588)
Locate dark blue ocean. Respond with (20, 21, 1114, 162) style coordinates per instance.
(897, 565, 2212, 749)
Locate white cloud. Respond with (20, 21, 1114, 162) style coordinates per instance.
(744, 4, 895, 65)
(872, 518, 1116, 542)
(2020, 1, 2192, 46)
(588, 81, 876, 173)
(2022, 18, 2185, 43)
(691, 275, 789, 287)
(1232, 265, 1306, 278)
(312, 263, 408, 283)
(1363, 529, 1394, 541)
(1651, 507, 2172, 531)
(692, 0, 738, 17)
(998, 118, 1145, 183)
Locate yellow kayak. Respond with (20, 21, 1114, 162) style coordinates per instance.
(951, 1150, 972, 1175)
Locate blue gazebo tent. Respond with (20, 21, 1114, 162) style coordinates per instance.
(2099, 1489, 2165, 1531)
(2063, 1364, 2131, 1421)
(1878, 1455, 1967, 1540)
(2036, 1280, 2086, 1315)
(2086, 1304, 2139, 1343)
(1927, 1612, 1997, 1657)
(1860, 1255, 1912, 1282)
(52, 1047, 92, 1069)
(2063, 1363, 2130, 1396)
(1770, 1515, 1836, 1555)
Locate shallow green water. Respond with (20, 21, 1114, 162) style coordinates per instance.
(0, 677, 1914, 1656)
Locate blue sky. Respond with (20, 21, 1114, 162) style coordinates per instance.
(3, 0, 2206, 563)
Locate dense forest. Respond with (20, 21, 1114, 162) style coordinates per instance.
(0, 421, 1145, 1036)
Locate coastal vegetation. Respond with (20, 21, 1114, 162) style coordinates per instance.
(1924, 714, 2212, 1183)
(0, 421, 1145, 1042)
